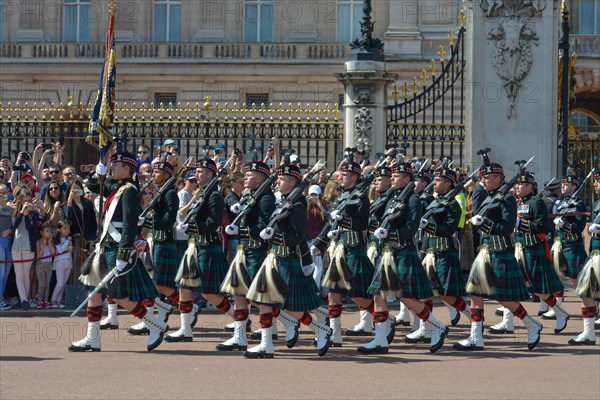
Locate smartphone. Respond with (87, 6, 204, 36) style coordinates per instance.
(41, 143, 53, 150)
(47, 150, 56, 156)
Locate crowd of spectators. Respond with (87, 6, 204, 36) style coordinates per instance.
(0, 137, 515, 311)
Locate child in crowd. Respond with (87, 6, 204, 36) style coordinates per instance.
(35, 222, 55, 309)
(50, 220, 72, 308)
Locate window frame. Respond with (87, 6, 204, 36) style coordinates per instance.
(336, 0, 363, 43)
(153, 0, 182, 43)
(243, 0, 274, 43)
(63, 0, 92, 42)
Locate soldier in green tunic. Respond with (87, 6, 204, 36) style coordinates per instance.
(569, 167, 600, 345)
(251, 163, 333, 358)
(489, 171, 569, 336)
(169, 159, 232, 342)
(544, 170, 587, 321)
(345, 166, 393, 337)
(361, 162, 447, 354)
(69, 151, 167, 352)
(311, 161, 377, 348)
(221, 161, 276, 353)
(455, 162, 543, 351)
(129, 161, 197, 336)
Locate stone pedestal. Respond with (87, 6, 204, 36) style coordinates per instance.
(335, 61, 398, 162)
(464, 0, 559, 181)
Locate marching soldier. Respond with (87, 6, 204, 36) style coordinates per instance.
(254, 164, 333, 358)
(569, 167, 600, 345)
(129, 161, 195, 336)
(360, 162, 447, 354)
(489, 171, 569, 336)
(220, 161, 276, 353)
(455, 162, 543, 351)
(311, 161, 378, 347)
(544, 170, 587, 321)
(169, 159, 232, 342)
(345, 166, 392, 337)
(408, 166, 470, 344)
(69, 151, 167, 352)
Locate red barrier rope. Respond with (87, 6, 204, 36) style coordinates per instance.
(0, 250, 70, 264)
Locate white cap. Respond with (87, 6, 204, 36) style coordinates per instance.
(308, 184, 321, 196)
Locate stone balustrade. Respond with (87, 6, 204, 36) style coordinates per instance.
(0, 42, 349, 62)
(571, 35, 600, 58)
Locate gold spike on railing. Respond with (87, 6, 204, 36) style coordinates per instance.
(421, 69, 428, 88)
(430, 59, 437, 78)
(448, 29, 456, 48)
(438, 45, 446, 63)
(392, 84, 400, 103)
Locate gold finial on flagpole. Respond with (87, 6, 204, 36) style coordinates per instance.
(109, 0, 118, 16)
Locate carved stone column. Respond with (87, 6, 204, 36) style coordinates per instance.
(464, 0, 559, 183)
(335, 62, 398, 162)
(335, 1, 398, 162)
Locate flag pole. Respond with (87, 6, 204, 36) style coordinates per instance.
(94, 0, 118, 240)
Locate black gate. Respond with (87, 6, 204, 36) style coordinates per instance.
(386, 16, 466, 165)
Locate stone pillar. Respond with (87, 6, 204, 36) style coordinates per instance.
(382, 0, 422, 56)
(335, 62, 398, 162)
(464, 0, 559, 182)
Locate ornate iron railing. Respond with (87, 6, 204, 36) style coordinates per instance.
(0, 99, 345, 168)
(386, 11, 466, 164)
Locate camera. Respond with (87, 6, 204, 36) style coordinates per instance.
(80, 164, 95, 173)
(13, 164, 28, 172)
(234, 148, 242, 156)
(41, 143, 53, 150)
(19, 152, 30, 161)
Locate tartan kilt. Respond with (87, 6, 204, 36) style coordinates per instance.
(523, 244, 564, 294)
(278, 256, 323, 312)
(152, 241, 179, 288)
(197, 243, 228, 294)
(433, 249, 467, 297)
(329, 246, 374, 298)
(562, 241, 588, 279)
(245, 248, 268, 282)
(392, 247, 434, 300)
(104, 246, 158, 301)
(467, 250, 530, 301)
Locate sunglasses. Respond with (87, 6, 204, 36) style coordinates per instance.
(138, 150, 148, 155)
(48, 170, 60, 175)
(49, 187, 60, 192)
(143, 191, 153, 196)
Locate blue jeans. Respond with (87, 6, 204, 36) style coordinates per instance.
(0, 236, 13, 299)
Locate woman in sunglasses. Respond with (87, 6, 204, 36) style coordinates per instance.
(42, 181, 65, 232)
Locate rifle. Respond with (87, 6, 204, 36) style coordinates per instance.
(421, 168, 478, 220)
(139, 156, 194, 219)
(476, 156, 534, 218)
(265, 161, 326, 229)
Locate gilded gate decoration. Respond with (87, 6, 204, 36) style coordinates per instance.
(386, 10, 467, 164)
